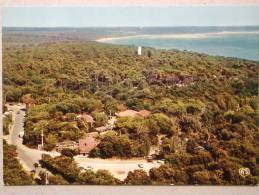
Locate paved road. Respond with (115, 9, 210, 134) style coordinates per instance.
(6, 104, 59, 171)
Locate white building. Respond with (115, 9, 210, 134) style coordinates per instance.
(137, 46, 142, 55)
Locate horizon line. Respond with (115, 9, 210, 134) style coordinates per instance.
(3, 25, 259, 28)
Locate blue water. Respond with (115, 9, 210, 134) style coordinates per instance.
(102, 32, 259, 61)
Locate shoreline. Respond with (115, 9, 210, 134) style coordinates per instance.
(96, 30, 259, 42)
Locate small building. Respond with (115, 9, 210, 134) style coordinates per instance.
(137, 109, 151, 118)
(116, 110, 138, 118)
(116, 109, 151, 118)
(56, 141, 79, 152)
(79, 136, 99, 156)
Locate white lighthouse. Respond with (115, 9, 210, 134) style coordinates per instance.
(137, 46, 142, 55)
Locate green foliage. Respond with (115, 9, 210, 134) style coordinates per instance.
(232, 78, 258, 96)
(90, 134, 150, 158)
(178, 115, 201, 133)
(40, 154, 80, 183)
(124, 170, 151, 185)
(192, 171, 211, 184)
(149, 165, 188, 185)
(40, 154, 119, 184)
(78, 170, 120, 185)
(3, 114, 12, 135)
(61, 148, 78, 158)
(48, 174, 69, 185)
(4, 86, 22, 102)
(3, 35, 259, 185)
(150, 113, 175, 135)
(3, 141, 33, 185)
(115, 117, 141, 134)
(92, 111, 108, 127)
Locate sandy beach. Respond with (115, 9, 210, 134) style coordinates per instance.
(96, 31, 259, 42)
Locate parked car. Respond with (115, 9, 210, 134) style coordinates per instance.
(86, 165, 93, 170)
(146, 156, 153, 162)
(18, 131, 24, 138)
(157, 160, 165, 164)
(138, 164, 144, 168)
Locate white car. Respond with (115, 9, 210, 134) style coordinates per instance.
(157, 160, 164, 164)
(18, 131, 24, 138)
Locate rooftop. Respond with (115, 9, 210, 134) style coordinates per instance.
(116, 109, 151, 118)
(137, 109, 151, 118)
(79, 136, 99, 154)
(116, 110, 138, 118)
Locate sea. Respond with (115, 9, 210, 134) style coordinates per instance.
(98, 26, 259, 61)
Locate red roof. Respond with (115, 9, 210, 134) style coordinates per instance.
(79, 136, 99, 154)
(137, 110, 151, 118)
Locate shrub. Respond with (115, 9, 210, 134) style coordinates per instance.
(124, 170, 151, 185)
(61, 148, 78, 158)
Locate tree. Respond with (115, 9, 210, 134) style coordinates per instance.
(178, 115, 201, 133)
(48, 174, 69, 185)
(61, 148, 78, 158)
(150, 113, 175, 135)
(40, 155, 80, 183)
(124, 170, 151, 185)
(92, 111, 108, 127)
(192, 171, 211, 184)
(114, 116, 141, 135)
(3, 114, 12, 135)
(37, 171, 48, 185)
(5, 87, 22, 102)
(149, 165, 176, 184)
(147, 50, 152, 58)
(3, 141, 33, 185)
(90, 134, 132, 158)
(89, 134, 150, 158)
(77, 170, 119, 185)
(3, 33, 259, 186)
(21, 93, 35, 109)
(186, 139, 198, 154)
(44, 134, 58, 151)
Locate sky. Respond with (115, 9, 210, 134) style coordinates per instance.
(3, 6, 259, 27)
